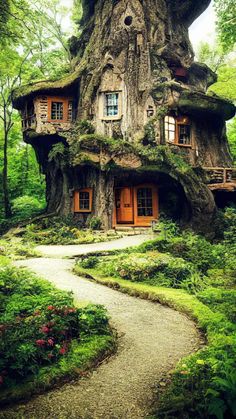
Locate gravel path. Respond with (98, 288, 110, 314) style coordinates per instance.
(0, 239, 201, 419)
(35, 234, 151, 258)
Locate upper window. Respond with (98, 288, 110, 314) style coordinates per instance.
(165, 116, 176, 143)
(48, 97, 74, 123)
(165, 115, 191, 146)
(104, 93, 119, 117)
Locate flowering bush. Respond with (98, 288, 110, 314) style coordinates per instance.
(0, 266, 109, 390)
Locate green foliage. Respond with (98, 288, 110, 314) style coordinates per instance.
(48, 143, 69, 165)
(214, 0, 236, 52)
(18, 216, 120, 245)
(0, 265, 111, 399)
(227, 118, 236, 163)
(197, 288, 236, 323)
(75, 212, 236, 418)
(12, 195, 44, 219)
(0, 239, 40, 260)
(86, 216, 102, 231)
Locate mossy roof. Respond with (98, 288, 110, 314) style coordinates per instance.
(153, 82, 236, 121)
(12, 64, 85, 109)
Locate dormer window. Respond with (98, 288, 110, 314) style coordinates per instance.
(105, 93, 119, 117)
(48, 97, 74, 123)
(165, 115, 191, 147)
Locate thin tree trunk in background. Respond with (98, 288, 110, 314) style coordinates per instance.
(2, 106, 12, 218)
(3, 132, 12, 218)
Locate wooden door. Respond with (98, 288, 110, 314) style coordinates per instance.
(115, 187, 134, 224)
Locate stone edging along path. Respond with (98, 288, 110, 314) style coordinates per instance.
(0, 236, 201, 419)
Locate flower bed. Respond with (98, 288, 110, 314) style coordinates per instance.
(0, 266, 114, 404)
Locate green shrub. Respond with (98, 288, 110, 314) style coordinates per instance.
(86, 216, 102, 231)
(197, 288, 236, 323)
(80, 256, 98, 269)
(0, 266, 110, 391)
(12, 196, 44, 219)
(83, 251, 196, 289)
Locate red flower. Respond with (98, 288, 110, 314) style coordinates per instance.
(0, 376, 3, 385)
(47, 339, 54, 347)
(59, 347, 67, 355)
(68, 308, 76, 313)
(35, 339, 46, 347)
(47, 305, 54, 311)
(40, 326, 50, 334)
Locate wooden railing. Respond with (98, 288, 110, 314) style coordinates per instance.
(204, 167, 236, 190)
(22, 114, 37, 131)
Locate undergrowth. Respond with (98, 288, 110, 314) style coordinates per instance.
(74, 209, 236, 419)
(0, 260, 114, 404)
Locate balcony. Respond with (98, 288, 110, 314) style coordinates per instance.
(22, 114, 37, 131)
(204, 167, 236, 191)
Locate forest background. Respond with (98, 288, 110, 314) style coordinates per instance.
(0, 0, 235, 225)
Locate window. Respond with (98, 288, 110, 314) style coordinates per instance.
(105, 93, 119, 117)
(51, 102, 63, 120)
(165, 115, 191, 146)
(48, 97, 74, 122)
(165, 116, 176, 143)
(79, 191, 90, 210)
(74, 189, 92, 213)
(178, 124, 191, 145)
(137, 188, 153, 217)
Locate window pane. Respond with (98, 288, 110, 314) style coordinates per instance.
(105, 93, 119, 117)
(79, 191, 90, 210)
(137, 188, 153, 217)
(178, 125, 191, 144)
(68, 101, 73, 121)
(51, 102, 63, 120)
(164, 115, 176, 142)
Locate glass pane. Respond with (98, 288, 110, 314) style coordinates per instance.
(137, 188, 153, 217)
(178, 125, 191, 144)
(79, 192, 90, 210)
(51, 102, 63, 120)
(105, 93, 119, 117)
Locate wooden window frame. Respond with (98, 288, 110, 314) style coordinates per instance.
(74, 188, 93, 213)
(165, 115, 192, 148)
(47, 97, 74, 123)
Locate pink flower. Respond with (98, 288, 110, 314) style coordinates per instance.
(35, 339, 46, 347)
(59, 347, 67, 355)
(47, 339, 54, 347)
(40, 326, 50, 334)
(68, 308, 76, 313)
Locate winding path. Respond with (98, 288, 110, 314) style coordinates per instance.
(0, 236, 201, 419)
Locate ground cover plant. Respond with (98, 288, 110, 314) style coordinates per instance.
(0, 260, 114, 404)
(9, 216, 124, 246)
(74, 209, 236, 419)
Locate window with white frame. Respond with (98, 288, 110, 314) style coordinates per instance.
(104, 93, 119, 117)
